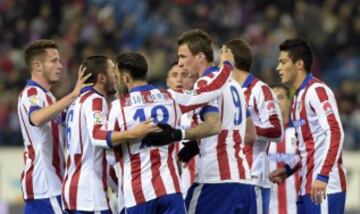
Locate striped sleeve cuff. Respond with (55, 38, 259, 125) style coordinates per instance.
(106, 131, 113, 148)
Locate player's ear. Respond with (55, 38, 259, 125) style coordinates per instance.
(97, 73, 106, 83)
(296, 59, 305, 70)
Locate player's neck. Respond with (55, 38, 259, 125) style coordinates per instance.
(197, 62, 214, 77)
(31, 74, 52, 91)
(232, 69, 249, 85)
(93, 84, 107, 98)
(282, 112, 289, 125)
(128, 80, 148, 91)
(293, 70, 307, 90)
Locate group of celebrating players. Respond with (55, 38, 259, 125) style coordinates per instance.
(18, 29, 346, 214)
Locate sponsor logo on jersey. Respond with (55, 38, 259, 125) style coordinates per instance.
(322, 100, 334, 115)
(29, 95, 40, 106)
(93, 111, 103, 124)
(266, 100, 276, 114)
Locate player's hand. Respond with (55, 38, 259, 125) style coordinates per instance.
(178, 140, 199, 163)
(219, 45, 235, 67)
(142, 123, 183, 147)
(268, 167, 288, 184)
(311, 179, 327, 205)
(131, 120, 161, 139)
(71, 65, 93, 98)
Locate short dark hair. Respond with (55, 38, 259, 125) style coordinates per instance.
(279, 38, 313, 73)
(116, 52, 147, 80)
(168, 60, 178, 71)
(270, 83, 290, 99)
(81, 55, 109, 84)
(224, 39, 252, 71)
(177, 29, 214, 62)
(24, 39, 58, 68)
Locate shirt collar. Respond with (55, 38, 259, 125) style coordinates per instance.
(242, 74, 254, 88)
(80, 86, 104, 97)
(26, 80, 48, 93)
(295, 73, 313, 95)
(202, 66, 218, 77)
(129, 84, 155, 93)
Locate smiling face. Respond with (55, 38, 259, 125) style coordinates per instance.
(177, 44, 200, 77)
(40, 48, 63, 84)
(276, 51, 298, 86)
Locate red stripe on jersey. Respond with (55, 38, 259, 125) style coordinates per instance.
(69, 154, 82, 209)
(233, 130, 245, 179)
(299, 86, 316, 194)
(27, 87, 37, 97)
(45, 95, 63, 182)
(130, 154, 146, 204)
(25, 145, 35, 199)
(140, 90, 153, 103)
(315, 87, 342, 177)
(196, 63, 231, 93)
(216, 130, 231, 180)
(167, 144, 181, 193)
(244, 79, 258, 104)
(19, 105, 35, 199)
(337, 155, 347, 191)
(109, 165, 118, 186)
(150, 149, 167, 197)
(277, 171, 287, 214)
(62, 157, 71, 210)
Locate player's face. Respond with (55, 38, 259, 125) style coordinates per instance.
(41, 49, 63, 84)
(276, 51, 297, 86)
(166, 65, 195, 90)
(105, 59, 117, 95)
(177, 44, 199, 77)
(273, 87, 291, 117)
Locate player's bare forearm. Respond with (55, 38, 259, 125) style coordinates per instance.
(245, 117, 256, 145)
(185, 112, 221, 140)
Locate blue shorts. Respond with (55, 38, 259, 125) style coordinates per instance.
(185, 182, 257, 214)
(24, 195, 64, 214)
(126, 193, 186, 214)
(254, 186, 270, 214)
(296, 192, 346, 214)
(67, 210, 112, 214)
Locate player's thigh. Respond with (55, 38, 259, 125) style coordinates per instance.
(328, 192, 346, 214)
(158, 193, 186, 214)
(297, 193, 345, 214)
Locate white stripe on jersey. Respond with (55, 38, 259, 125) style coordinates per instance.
(18, 80, 65, 199)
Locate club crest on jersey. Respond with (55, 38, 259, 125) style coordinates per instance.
(265, 100, 276, 114)
(93, 111, 103, 124)
(322, 101, 334, 115)
(29, 95, 40, 106)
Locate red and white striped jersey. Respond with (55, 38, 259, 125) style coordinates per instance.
(192, 67, 252, 184)
(107, 85, 182, 208)
(289, 74, 346, 196)
(268, 124, 300, 214)
(17, 80, 65, 200)
(242, 74, 283, 187)
(62, 86, 112, 211)
(176, 113, 199, 197)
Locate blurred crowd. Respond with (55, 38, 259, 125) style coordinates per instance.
(0, 0, 359, 149)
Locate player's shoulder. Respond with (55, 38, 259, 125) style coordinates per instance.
(306, 79, 335, 99)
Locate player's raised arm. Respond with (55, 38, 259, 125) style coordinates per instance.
(30, 65, 92, 126)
